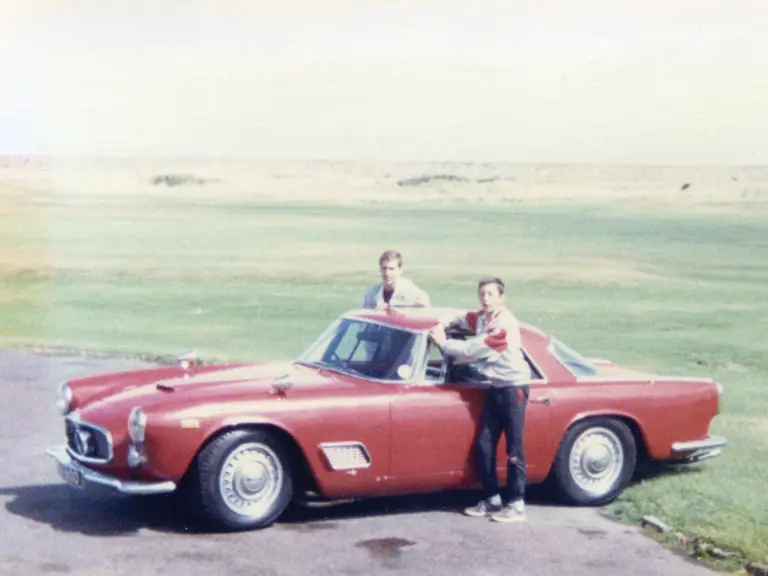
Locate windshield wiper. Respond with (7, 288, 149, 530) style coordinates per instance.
(294, 360, 323, 369)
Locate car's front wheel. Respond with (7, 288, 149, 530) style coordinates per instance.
(551, 417, 637, 506)
(189, 428, 293, 531)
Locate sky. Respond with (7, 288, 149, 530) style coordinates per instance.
(2, 0, 767, 164)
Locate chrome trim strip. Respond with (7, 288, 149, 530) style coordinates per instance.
(574, 376, 719, 383)
(674, 448, 722, 463)
(46, 445, 176, 495)
(65, 413, 115, 464)
(575, 374, 720, 385)
(522, 347, 549, 384)
(657, 376, 720, 383)
(410, 332, 433, 383)
(671, 436, 727, 452)
(575, 376, 651, 383)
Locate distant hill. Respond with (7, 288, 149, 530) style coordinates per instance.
(2, 156, 767, 211)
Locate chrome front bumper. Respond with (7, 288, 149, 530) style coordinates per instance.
(670, 435, 727, 463)
(46, 445, 177, 495)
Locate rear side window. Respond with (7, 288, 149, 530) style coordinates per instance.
(549, 338, 598, 377)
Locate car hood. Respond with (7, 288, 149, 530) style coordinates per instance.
(76, 361, 349, 418)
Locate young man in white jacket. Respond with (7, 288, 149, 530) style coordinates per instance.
(362, 250, 431, 309)
(429, 276, 532, 522)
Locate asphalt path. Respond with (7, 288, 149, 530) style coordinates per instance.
(0, 349, 718, 576)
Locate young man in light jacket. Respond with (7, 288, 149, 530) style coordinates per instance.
(429, 276, 532, 522)
(362, 250, 431, 309)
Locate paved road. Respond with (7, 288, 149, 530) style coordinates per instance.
(0, 349, 718, 576)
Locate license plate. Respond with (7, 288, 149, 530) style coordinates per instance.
(58, 462, 84, 489)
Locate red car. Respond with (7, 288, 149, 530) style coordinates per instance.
(47, 307, 727, 531)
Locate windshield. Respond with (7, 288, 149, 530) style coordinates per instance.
(297, 318, 423, 381)
(549, 337, 598, 377)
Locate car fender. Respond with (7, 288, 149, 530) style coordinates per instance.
(195, 414, 303, 460)
(184, 415, 325, 494)
(556, 409, 651, 458)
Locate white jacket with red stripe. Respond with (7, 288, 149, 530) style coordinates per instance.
(439, 306, 532, 387)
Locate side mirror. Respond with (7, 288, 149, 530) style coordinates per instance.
(396, 365, 413, 380)
(177, 349, 198, 371)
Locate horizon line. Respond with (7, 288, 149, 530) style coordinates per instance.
(1, 155, 766, 170)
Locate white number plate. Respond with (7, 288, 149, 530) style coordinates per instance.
(58, 462, 84, 489)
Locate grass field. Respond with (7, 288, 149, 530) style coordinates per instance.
(1, 174, 767, 566)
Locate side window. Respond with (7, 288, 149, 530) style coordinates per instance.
(428, 343, 444, 364)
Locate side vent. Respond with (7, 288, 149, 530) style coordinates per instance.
(320, 442, 372, 470)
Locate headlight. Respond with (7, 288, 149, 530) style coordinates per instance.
(128, 407, 147, 443)
(56, 381, 72, 415)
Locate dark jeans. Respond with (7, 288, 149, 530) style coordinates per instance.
(475, 384, 529, 503)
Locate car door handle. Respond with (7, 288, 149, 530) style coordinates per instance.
(530, 397, 551, 405)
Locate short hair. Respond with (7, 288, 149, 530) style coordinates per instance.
(379, 250, 403, 267)
(477, 276, 505, 295)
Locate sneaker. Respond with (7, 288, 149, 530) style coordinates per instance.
(463, 499, 502, 518)
(490, 501, 527, 523)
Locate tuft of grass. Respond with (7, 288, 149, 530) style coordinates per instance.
(1, 191, 766, 564)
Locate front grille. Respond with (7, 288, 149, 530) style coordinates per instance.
(65, 418, 113, 463)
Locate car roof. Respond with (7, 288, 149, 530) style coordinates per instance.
(343, 307, 549, 340)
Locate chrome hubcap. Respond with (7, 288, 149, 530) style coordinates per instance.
(218, 442, 283, 518)
(569, 427, 624, 496)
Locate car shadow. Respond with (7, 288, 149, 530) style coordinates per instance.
(0, 482, 556, 536)
(631, 459, 705, 484)
(0, 464, 705, 537)
(0, 483, 191, 537)
(278, 462, 706, 527)
(278, 482, 555, 526)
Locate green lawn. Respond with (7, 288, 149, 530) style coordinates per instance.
(1, 191, 766, 565)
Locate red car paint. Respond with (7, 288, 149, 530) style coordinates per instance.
(54, 307, 724, 500)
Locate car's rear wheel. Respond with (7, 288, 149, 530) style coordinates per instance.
(551, 417, 637, 506)
(189, 428, 293, 531)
